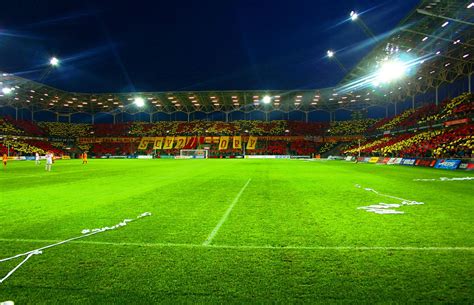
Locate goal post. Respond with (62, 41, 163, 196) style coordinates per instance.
(179, 149, 209, 159)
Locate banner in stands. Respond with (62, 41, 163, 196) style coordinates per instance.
(444, 118, 470, 127)
(387, 158, 403, 165)
(219, 136, 230, 150)
(458, 161, 474, 170)
(434, 159, 461, 170)
(184, 137, 197, 149)
(78, 137, 137, 144)
(174, 137, 187, 149)
(245, 155, 290, 159)
(163, 137, 174, 149)
(138, 138, 148, 150)
(400, 158, 417, 166)
(204, 137, 220, 144)
(246, 136, 257, 150)
(233, 136, 242, 149)
(369, 157, 379, 163)
(415, 158, 437, 167)
(6, 156, 26, 161)
(157, 155, 174, 159)
(153, 137, 164, 150)
(137, 155, 153, 159)
(290, 155, 310, 159)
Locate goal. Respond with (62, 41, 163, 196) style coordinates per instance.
(179, 149, 209, 159)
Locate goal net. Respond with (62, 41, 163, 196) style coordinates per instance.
(179, 149, 209, 159)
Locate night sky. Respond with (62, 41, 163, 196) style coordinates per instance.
(0, 0, 419, 93)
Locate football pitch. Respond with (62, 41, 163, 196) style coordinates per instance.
(0, 159, 473, 303)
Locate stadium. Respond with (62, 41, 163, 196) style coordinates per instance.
(0, 0, 473, 304)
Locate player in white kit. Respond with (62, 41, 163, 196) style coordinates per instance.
(35, 152, 40, 165)
(45, 152, 53, 172)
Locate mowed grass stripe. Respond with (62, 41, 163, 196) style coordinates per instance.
(1, 238, 473, 251)
(202, 178, 252, 245)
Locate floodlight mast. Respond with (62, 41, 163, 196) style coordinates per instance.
(350, 11, 377, 41)
(326, 50, 347, 72)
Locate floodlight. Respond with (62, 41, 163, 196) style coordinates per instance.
(50, 57, 59, 67)
(373, 60, 407, 86)
(2, 87, 12, 94)
(350, 11, 358, 21)
(134, 97, 145, 107)
(262, 95, 271, 104)
(327, 50, 334, 58)
(379, 60, 406, 82)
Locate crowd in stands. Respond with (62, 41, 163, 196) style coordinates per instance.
(377, 130, 443, 157)
(91, 142, 134, 156)
(377, 109, 415, 131)
(0, 139, 63, 156)
(344, 124, 473, 158)
(7, 118, 45, 136)
(318, 142, 338, 154)
(419, 93, 473, 124)
(1, 92, 472, 158)
(328, 119, 378, 136)
(38, 122, 92, 138)
(289, 140, 319, 156)
(0, 117, 23, 135)
(430, 124, 473, 158)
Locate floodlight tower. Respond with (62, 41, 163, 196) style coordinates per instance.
(262, 95, 271, 104)
(327, 50, 347, 72)
(37, 56, 61, 83)
(134, 97, 145, 107)
(350, 11, 377, 41)
(50, 57, 60, 67)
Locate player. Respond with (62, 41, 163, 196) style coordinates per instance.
(35, 152, 40, 165)
(2, 154, 7, 168)
(82, 152, 88, 164)
(45, 151, 53, 172)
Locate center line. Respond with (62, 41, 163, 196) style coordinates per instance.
(203, 178, 252, 246)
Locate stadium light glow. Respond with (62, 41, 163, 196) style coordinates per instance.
(327, 50, 334, 58)
(134, 97, 145, 107)
(350, 11, 358, 21)
(262, 95, 271, 104)
(372, 60, 407, 86)
(2, 87, 12, 94)
(50, 57, 60, 67)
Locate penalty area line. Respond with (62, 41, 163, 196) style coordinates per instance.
(0, 238, 473, 251)
(202, 178, 252, 246)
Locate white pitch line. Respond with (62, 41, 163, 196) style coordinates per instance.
(0, 238, 472, 251)
(202, 178, 252, 246)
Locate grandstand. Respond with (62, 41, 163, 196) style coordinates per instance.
(0, 0, 473, 304)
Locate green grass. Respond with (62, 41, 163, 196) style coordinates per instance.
(0, 159, 473, 304)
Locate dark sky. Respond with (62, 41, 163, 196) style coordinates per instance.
(0, 0, 419, 93)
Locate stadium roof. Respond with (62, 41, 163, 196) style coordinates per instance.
(0, 0, 472, 115)
(340, 0, 474, 100)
